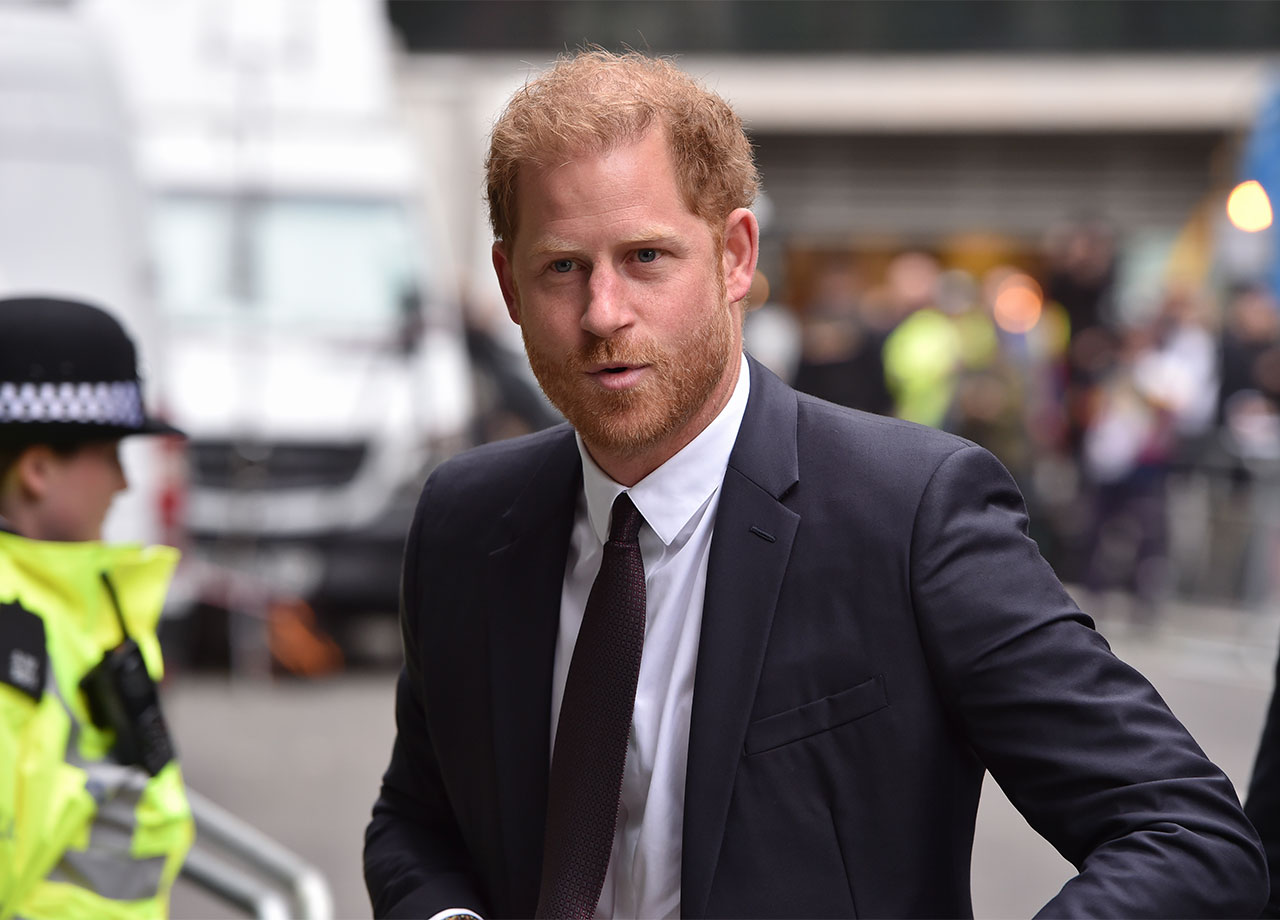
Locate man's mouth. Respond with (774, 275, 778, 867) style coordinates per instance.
(585, 360, 645, 374)
(585, 362, 649, 389)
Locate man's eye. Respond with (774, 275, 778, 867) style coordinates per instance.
(551, 259, 575, 273)
(636, 249, 658, 263)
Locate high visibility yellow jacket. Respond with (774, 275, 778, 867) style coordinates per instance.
(0, 531, 193, 920)
(883, 307, 964, 428)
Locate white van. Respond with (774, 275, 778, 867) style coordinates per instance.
(0, 0, 177, 547)
(88, 0, 475, 621)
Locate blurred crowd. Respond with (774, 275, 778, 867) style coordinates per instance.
(745, 221, 1280, 624)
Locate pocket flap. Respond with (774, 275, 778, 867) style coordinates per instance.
(745, 674, 888, 755)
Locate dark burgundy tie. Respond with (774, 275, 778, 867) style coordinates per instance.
(535, 493, 647, 919)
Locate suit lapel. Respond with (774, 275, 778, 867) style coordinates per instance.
(682, 359, 801, 918)
(486, 429, 582, 916)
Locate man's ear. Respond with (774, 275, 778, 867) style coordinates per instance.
(492, 241, 521, 324)
(722, 208, 760, 306)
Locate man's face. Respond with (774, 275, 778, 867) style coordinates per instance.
(493, 128, 756, 482)
(33, 440, 128, 542)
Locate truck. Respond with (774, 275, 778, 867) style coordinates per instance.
(87, 0, 476, 645)
(0, 0, 179, 547)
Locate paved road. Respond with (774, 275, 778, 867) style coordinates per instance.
(165, 597, 1280, 919)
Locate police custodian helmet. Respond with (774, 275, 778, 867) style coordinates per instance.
(0, 296, 183, 445)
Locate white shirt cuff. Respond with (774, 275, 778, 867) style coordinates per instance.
(426, 910, 483, 920)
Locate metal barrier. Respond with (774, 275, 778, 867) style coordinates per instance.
(179, 787, 334, 920)
(1167, 438, 1280, 609)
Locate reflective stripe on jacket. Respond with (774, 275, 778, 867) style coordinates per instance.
(0, 532, 193, 920)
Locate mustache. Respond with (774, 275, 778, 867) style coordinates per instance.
(574, 336, 661, 368)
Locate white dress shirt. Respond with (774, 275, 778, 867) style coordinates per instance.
(552, 353, 751, 920)
(428, 355, 749, 920)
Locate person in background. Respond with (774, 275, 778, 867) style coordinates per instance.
(0, 296, 193, 919)
(364, 50, 1266, 919)
(741, 269, 802, 385)
(1240, 289, 1280, 920)
(1219, 284, 1280, 441)
(1080, 289, 1219, 625)
(792, 261, 891, 415)
(1043, 218, 1118, 462)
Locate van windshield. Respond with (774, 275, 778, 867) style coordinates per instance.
(151, 194, 424, 330)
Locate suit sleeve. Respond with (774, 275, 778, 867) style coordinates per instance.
(1245, 641, 1280, 918)
(364, 475, 488, 919)
(909, 445, 1268, 919)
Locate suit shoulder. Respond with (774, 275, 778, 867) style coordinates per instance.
(795, 392, 977, 466)
(416, 424, 575, 521)
(788, 392, 1018, 511)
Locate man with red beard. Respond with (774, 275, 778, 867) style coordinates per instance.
(364, 51, 1266, 920)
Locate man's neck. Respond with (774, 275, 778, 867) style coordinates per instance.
(584, 430, 707, 489)
(583, 354, 744, 487)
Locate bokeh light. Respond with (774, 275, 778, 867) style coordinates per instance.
(1227, 180, 1274, 233)
(992, 273, 1043, 334)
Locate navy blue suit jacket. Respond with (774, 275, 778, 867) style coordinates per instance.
(365, 357, 1267, 918)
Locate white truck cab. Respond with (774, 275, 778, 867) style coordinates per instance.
(88, 0, 475, 619)
(0, 0, 175, 547)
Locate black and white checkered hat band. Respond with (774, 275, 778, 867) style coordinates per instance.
(0, 380, 145, 427)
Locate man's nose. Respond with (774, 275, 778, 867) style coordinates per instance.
(580, 267, 634, 339)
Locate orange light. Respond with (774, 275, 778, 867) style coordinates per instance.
(1227, 180, 1274, 233)
(993, 274, 1043, 334)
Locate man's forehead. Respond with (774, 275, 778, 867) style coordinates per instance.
(509, 132, 695, 247)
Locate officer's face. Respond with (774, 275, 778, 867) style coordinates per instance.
(31, 440, 128, 542)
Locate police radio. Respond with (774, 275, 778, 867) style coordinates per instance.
(79, 572, 175, 776)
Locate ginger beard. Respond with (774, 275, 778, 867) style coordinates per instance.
(521, 273, 737, 457)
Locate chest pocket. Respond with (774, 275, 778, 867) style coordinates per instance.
(745, 673, 888, 755)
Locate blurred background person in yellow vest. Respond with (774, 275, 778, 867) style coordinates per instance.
(0, 296, 193, 920)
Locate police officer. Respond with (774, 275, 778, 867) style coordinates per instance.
(0, 296, 193, 920)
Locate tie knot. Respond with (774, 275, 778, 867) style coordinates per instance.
(608, 493, 643, 544)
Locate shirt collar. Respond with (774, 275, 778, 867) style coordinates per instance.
(577, 353, 750, 547)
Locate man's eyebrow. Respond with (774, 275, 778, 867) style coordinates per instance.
(622, 225, 681, 246)
(526, 227, 683, 259)
(526, 236, 580, 259)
